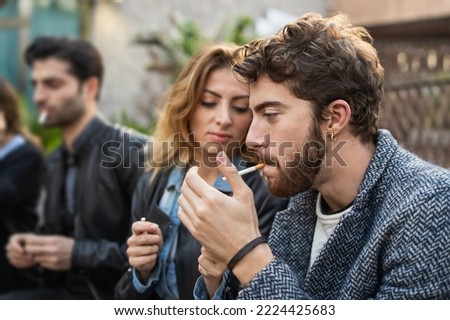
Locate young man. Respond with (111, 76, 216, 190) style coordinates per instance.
(178, 13, 450, 299)
(4, 37, 147, 299)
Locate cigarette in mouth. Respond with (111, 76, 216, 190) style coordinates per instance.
(38, 111, 47, 125)
(222, 163, 265, 181)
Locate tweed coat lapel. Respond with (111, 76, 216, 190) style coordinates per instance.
(269, 190, 317, 282)
(302, 130, 398, 298)
(240, 130, 449, 299)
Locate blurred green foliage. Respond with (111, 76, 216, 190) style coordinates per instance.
(135, 14, 256, 77)
(225, 16, 255, 45)
(30, 119, 62, 155)
(18, 96, 61, 155)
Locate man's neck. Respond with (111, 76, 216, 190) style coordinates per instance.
(62, 108, 96, 153)
(316, 133, 375, 212)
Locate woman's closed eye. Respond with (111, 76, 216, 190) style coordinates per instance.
(200, 100, 217, 108)
(232, 106, 250, 114)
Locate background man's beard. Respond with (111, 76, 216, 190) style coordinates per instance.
(268, 126, 326, 198)
(43, 96, 85, 128)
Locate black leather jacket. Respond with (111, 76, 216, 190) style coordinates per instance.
(42, 116, 148, 299)
(115, 166, 289, 300)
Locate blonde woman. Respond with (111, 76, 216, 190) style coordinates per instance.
(115, 44, 288, 299)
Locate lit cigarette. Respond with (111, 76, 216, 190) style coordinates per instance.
(38, 111, 47, 125)
(222, 163, 265, 181)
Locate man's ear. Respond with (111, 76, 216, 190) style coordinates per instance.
(323, 99, 351, 137)
(82, 77, 100, 100)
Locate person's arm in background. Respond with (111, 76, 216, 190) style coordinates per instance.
(4, 142, 45, 269)
(0, 142, 44, 213)
(115, 171, 165, 299)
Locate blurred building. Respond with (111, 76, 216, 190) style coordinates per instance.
(0, 0, 328, 126)
(1, 0, 448, 166)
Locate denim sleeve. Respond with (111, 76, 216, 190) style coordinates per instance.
(193, 271, 230, 300)
(131, 261, 162, 293)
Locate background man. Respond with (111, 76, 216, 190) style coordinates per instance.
(4, 37, 147, 299)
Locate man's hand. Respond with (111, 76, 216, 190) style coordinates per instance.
(24, 235, 75, 271)
(6, 233, 38, 269)
(127, 220, 163, 283)
(178, 151, 261, 264)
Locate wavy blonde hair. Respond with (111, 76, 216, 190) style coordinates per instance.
(148, 43, 246, 176)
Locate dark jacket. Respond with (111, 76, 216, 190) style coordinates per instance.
(42, 116, 148, 299)
(115, 165, 289, 300)
(0, 139, 45, 293)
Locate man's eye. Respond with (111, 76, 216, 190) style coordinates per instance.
(47, 80, 62, 89)
(264, 112, 278, 119)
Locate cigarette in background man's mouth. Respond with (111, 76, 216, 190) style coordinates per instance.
(222, 163, 265, 181)
(38, 111, 47, 125)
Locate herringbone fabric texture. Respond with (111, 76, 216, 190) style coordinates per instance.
(240, 130, 450, 299)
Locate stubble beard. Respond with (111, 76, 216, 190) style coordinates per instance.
(43, 95, 86, 128)
(267, 122, 326, 198)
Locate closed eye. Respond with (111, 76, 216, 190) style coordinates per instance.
(232, 106, 250, 114)
(200, 101, 216, 108)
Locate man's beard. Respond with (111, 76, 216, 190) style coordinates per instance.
(267, 122, 326, 198)
(43, 95, 85, 128)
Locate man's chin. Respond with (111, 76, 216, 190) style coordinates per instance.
(267, 173, 313, 198)
(267, 180, 297, 198)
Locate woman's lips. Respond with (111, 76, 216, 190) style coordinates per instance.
(209, 132, 232, 144)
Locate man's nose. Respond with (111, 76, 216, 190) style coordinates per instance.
(245, 119, 269, 149)
(33, 86, 47, 105)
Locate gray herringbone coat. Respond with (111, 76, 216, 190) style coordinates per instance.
(240, 130, 450, 299)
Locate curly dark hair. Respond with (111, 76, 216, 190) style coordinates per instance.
(233, 13, 384, 143)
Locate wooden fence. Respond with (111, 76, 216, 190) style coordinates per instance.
(376, 38, 450, 167)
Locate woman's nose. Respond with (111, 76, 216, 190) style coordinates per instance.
(216, 104, 232, 127)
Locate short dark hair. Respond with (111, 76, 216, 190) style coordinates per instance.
(25, 36, 104, 98)
(234, 13, 385, 143)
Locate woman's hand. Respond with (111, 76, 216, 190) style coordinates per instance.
(198, 247, 227, 298)
(127, 220, 163, 283)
